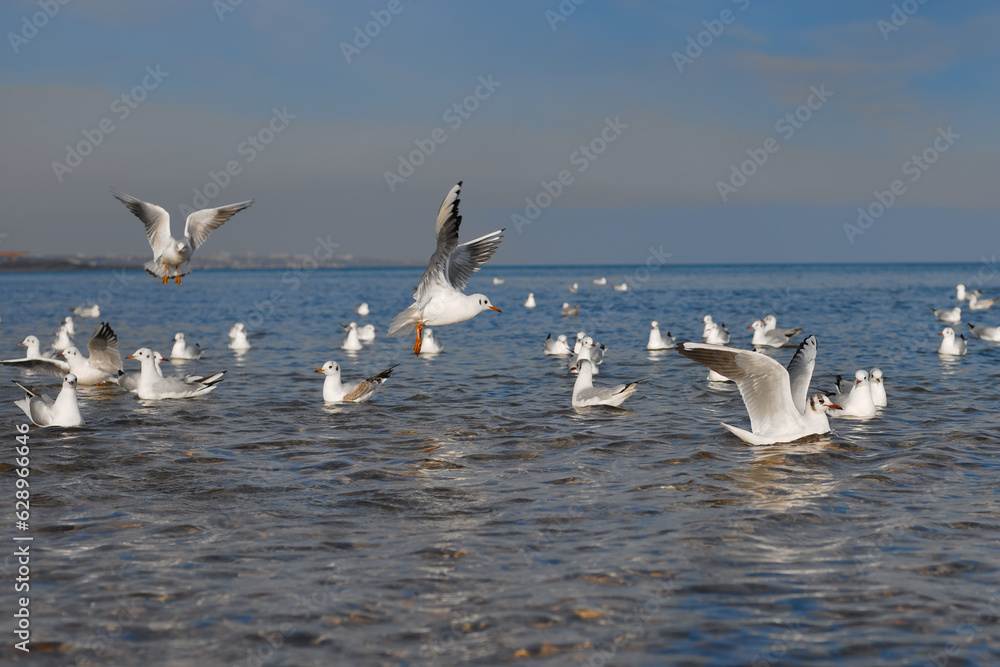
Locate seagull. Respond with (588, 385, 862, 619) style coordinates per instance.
(561, 302, 580, 317)
(967, 322, 1000, 342)
(955, 284, 980, 301)
(3, 322, 122, 385)
(677, 335, 841, 445)
(171, 332, 202, 360)
(61, 316, 76, 336)
(315, 361, 397, 402)
(523, 293, 537, 309)
(543, 334, 573, 356)
(568, 282, 579, 293)
(749, 319, 802, 348)
(340, 322, 364, 351)
(613, 282, 628, 292)
(930, 306, 962, 324)
(702, 315, 718, 339)
(70, 304, 101, 318)
(869, 368, 887, 408)
(13, 374, 84, 427)
(418, 328, 444, 354)
(828, 370, 877, 419)
(228, 322, 252, 350)
(570, 336, 604, 375)
(572, 331, 587, 355)
(646, 321, 674, 350)
(51, 324, 74, 352)
(968, 294, 998, 311)
(569, 358, 638, 408)
(705, 322, 730, 345)
(492, 277, 506, 285)
(357, 324, 377, 343)
(593, 277, 607, 286)
(937, 327, 967, 356)
(6, 336, 57, 361)
(355, 302, 370, 317)
(387, 182, 503, 355)
(125, 348, 225, 399)
(762, 315, 800, 338)
(111, 189, 253, 284)
(116, 350, 167, 392)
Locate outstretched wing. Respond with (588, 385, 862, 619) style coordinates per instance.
(445, 228, 504, 292)
(2, 358, 70, 377)
(678, 342, 799, 434)
(87, 322, 123, 372)
(111, 189, 173, 254)
(414, 182, 464, 301)
(184, 200, 253, 250)
(785, 335, 817, 414)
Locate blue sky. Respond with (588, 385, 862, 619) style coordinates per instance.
(1, 1, 997, 264)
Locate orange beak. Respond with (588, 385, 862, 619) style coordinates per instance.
(315, 368, 324, 373)
(125, 354, 134, 359)
(746, 325, 754, 329)
(17, 342, 25, 346)
(830, 403, 843, 410)
(938, 332, 944, 336)
(57, 353, 65, 357)
(489, 306, 501, 313)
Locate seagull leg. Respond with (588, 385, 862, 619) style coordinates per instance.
(175, 270, 182, 285)
(162, 272, 169, 284)
(413, 322, 425, 355)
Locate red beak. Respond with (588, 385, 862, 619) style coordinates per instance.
(746, 325, 754, 329)
(489, 306, 501, 313)
(829, 403, 843, 410)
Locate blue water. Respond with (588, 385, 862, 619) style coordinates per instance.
(3, 263, 1000, 666)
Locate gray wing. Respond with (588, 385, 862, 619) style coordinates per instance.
(785, 335, 817, 414)
(87, 322, 124, 372)
(576, 384, 629, 402)
(111, 189, 173, 253)
(183, 200, 253, 250)
(414, 182, 464, 300)
(678, 342, 799, 433)
(446, 229, 504, 293)
(2, 358, 70, 376)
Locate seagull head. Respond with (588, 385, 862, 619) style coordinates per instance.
(749, 320, 765, 331)
(940, 327, 955, 338)
(870, 368, 883, 383)
(651, 321, 659, 330)
(316, 361, 340, 376)
(60, 347, 81, 361)
(763, 314, 777, 327)
(19, 336, 38, 347)
(854, 370, 868, 386)
(63, 374, 78, 389)
(473, 295, 501, 313)
(175, 239, 190, 254)
(174, 333, 186, 342)
(810, 394, 842, 412)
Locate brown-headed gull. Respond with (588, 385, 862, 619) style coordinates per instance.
(341, 322, 364, 351)
(418, 328, 444, 355)
(828, 370, 877, 419)
(869, 368, 887, 407)
(967, 322, 1000, 342)
(70, 303, 101, 318)
(523, 293, 537, 309)
(749, 319, 802, 348)
(930, 306, 961, 324)
(111, 189, 253, 284)
(315, 361, 397, 402)
(3, 322, 122, 385)
(678, 335, 841, 445)
(126, 348, 225, 399)
(387, 182, 502, 355)
(937, 327, 967, 355)
(228, 322, 252, 350)
(968, 294, 998, 311)
(569, 358, 638, 408)
(544, 334, 573, 356)
(13, 374, 84, 427)
(646, 321, 674, 350)
(171, 332, 202, 360)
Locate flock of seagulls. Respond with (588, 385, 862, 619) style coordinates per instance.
(5, 178, 995, 445)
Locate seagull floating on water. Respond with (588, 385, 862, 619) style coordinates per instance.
(613, 282, 628, 292)
(749, 319, 802, 348)
(937, 327, 967, 356)
(315, 361, 397, 402)
(356, 323, 377, 343)
(228, 322, 252, 350)
(869, 368, 887, 407)
(341, 322, 364, 351)
(13, 374, 84, 427)
(967, 322, 1000, 342)
(568, 282, 579, 293)
(387, 182, 503, 355)
(646, 321, 674, 350)
(111, 189, 253, 284)
(523, 293, 537, 309)
(4, 322, 122, 385)
(544, 334, 573, 356)
(126, 348, 225, 399)
(968, 294, 998, 311)
(561, 302, 580, 317)
(569, 358, 638, 408)
(705, 322, 730, 345)
(593, 277, 607, 286)
(828, 370, 877, 419)
(171, 332, 202, 360)
(355, 302, 370, 317)
(930, 306, 962, 324)
(678, 335, 841, 445)
(418, 328, 444, 354)
(70, 304, 101, 318)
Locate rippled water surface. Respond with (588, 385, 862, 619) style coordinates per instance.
(4, 264, 1000, 666)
